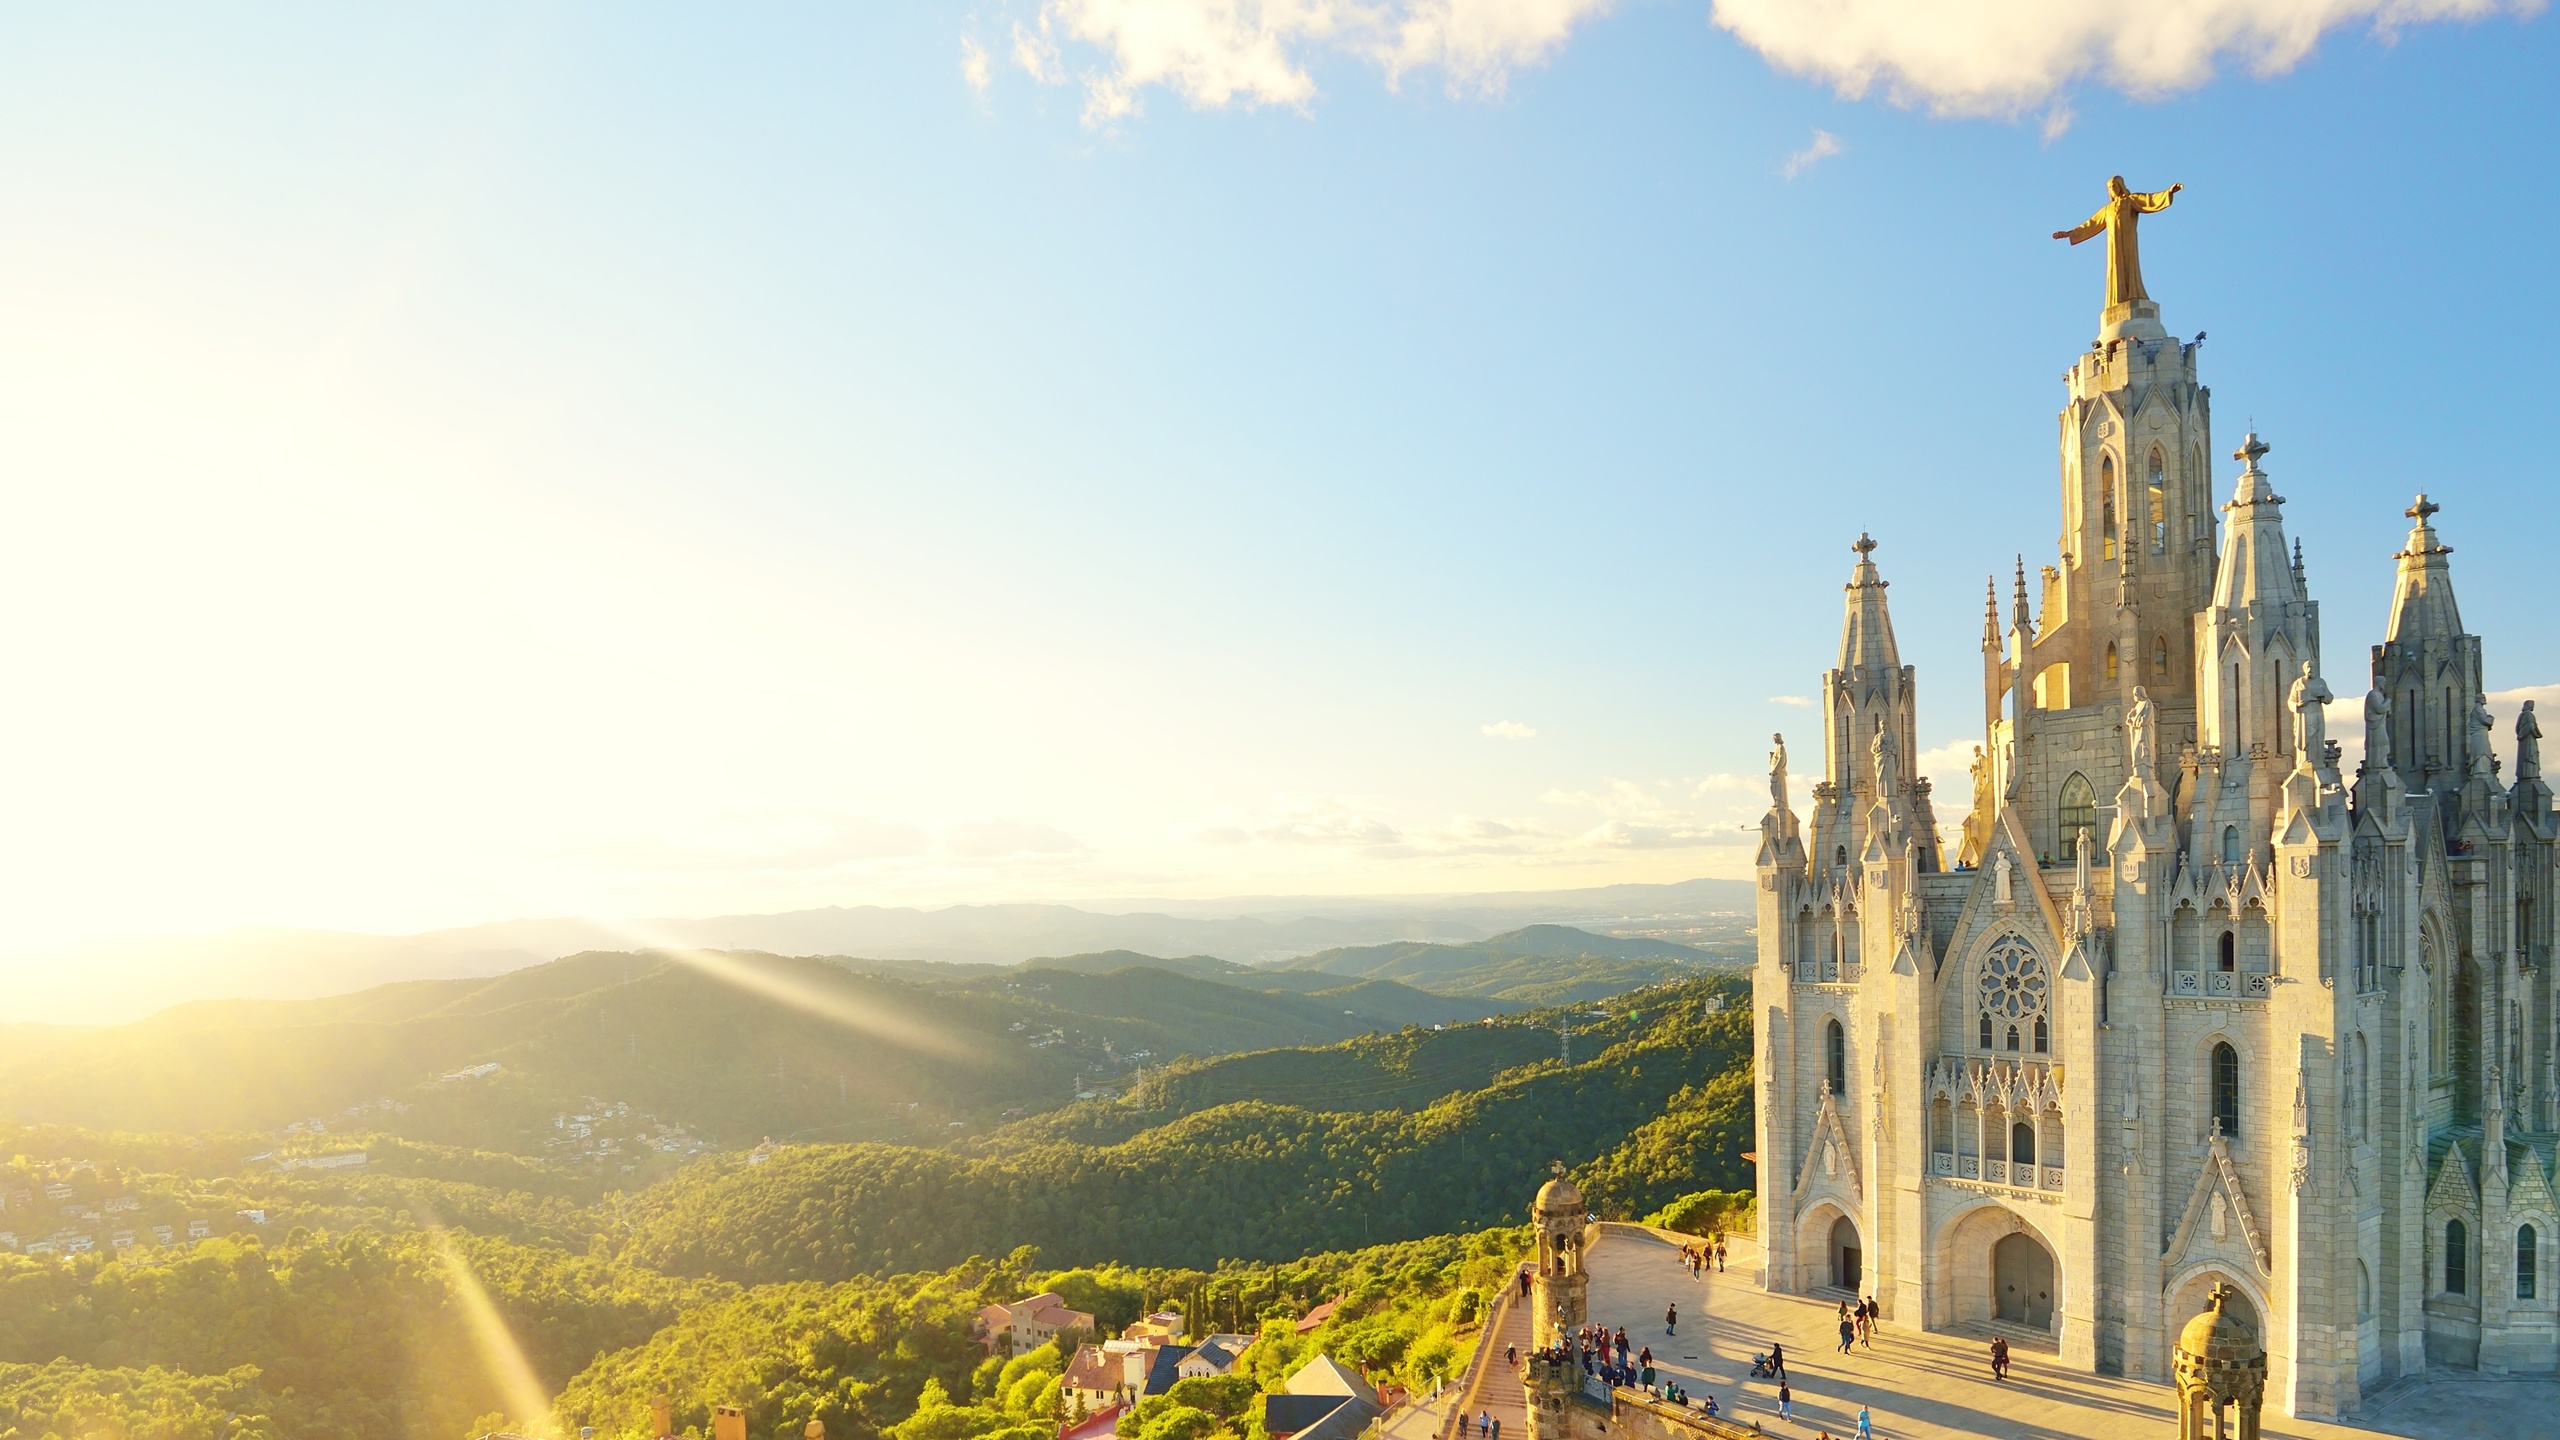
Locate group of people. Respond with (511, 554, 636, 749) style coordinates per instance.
(1833, 1295, 1880, 1352)
(1678, 1236, 1727, 1277)
(1491, 1235, 1914, 1440)
(1988, 1335, 2012, 1381)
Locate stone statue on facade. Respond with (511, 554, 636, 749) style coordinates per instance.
(2520, 700, 2543, 782)
(1769, 733, 1790, 812)
(2474, 692, 2499, 776)
(1994, 852, 2015, 908)
(2127, 685, 2157, 780)
(2288, 663, 2332, 770)
(1871, 724, 1901, 800)
(2053, 176, 2183, 309)
(2364, 688, 2393, 774)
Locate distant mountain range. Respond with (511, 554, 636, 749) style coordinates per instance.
(0, 920, 1738, 1147)
(4, 878, 1755, 1025)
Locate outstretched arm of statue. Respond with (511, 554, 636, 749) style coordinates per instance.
(2132, 184, 2183, 213)
(2053, 214, 2107, 244)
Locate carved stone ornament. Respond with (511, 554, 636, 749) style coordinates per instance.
(2289, 855, 2312, 879)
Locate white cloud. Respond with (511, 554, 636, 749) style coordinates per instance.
(962, 35, 995, 96)
(1013, 20, 1067, 83)
(1782, 127, 1843, 179)
(1710, 0, 2539, 117)
(1482, 719, 1538, 740)
(1381, 0, 1616, 95)
(1018, 0, 1610, 124)
(1767, 695, 1815, 708)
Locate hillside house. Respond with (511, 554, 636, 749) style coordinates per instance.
(974, 1291, 1095, 1355)
(1122, 1310, 1183, 1344)
(1059, 1403, 1124, 1440)
(1061, 1345, 1123, 1412)
(1260, 1355, 1381, 1440)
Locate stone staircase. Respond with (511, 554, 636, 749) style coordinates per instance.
(1439, 1276, 1533, 1440)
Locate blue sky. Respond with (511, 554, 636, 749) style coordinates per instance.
(0, 2, 2552, 950)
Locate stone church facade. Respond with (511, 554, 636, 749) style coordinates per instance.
(1751, 257, 2558, 1417)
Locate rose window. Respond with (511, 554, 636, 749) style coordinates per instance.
(1979, 939, 2048, 1020)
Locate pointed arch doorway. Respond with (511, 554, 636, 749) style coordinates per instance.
(1831, 1215, 1863, 1291)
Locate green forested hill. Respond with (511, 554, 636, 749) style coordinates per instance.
(0, 952, 1498, 1154)
(609, 978, 1749, 1285)
(0, 972, 1754, 1440)
(0, 1227, 729, 1440)
(1278, 925, 1736, 1004)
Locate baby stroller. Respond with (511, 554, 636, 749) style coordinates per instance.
(1748, 1353, 1781, 1380)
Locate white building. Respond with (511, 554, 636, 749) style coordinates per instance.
(1753, 185, 2558, 1418)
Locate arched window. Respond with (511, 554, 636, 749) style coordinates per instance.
(2358, 1261, 2374, 1321)
(2222, 825, 2242, 865)
(2212, 1042, 2241, 1138)
(2006, 1024, 2021, 1052)
(2011, 1122, 2037, 1167)
(2147, 447, 2167, 553)
(2447, 1219, 2469, 1294)
(2521, 1226, 2539, 1301)
(1825, 1019, 1846, 1096)
(2219, 931, 2236, 971)
(2101, 455, 2118, 560)
(2153, 634, 2170, 674)
(2106, 642, 2119, 681)
(2058, 773, 2095, 859)
(1836, 845, 1848, 869)
(2032, 1016, 2049, 1054)
(1980, 1012, 1994, 1050)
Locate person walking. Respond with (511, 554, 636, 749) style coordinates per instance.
(1769, 1341, 1787, 1381)
(1777, 1382, 1793, 1423)
(1716, 1242, 1727, 1272)
(1988, 1336, 2008, 1381)
(1665, 1302, 1678, 1336)
(1856, 1405, 1873, 1440)
(1506, 1343, 1517, 1369)
(1478, 1411, 1491, 1438)
(1838, 1313, 1855, 1353)
(1490, 1418, 1500, 1440)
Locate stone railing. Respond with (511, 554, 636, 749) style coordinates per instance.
(2170, 970, 2271, 1000)
(1933, 1151, 2063, 1192)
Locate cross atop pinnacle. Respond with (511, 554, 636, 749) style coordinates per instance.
(1853, 532, 1877, 558)
(2408, 494, 2440, 523)
(2234, 433, 2270, 472)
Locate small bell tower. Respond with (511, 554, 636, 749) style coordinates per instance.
(1530, 1163, 1588, 1348)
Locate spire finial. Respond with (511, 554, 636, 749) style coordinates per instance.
(2408, 493, 2440, 524)
(1853, 532, 1877, 559)
(2234, 432, 2269, 472)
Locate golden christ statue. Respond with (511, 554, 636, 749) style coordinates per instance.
(2053, 176, 2183, 309)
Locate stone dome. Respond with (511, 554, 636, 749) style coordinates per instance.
(2176, 1287, 2261, 1364)
(1535, 1174, 1586, 1212)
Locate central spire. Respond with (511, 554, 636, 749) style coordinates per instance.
(1837, 532, 1899, 672)
(2385, 492, 2463, 644)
